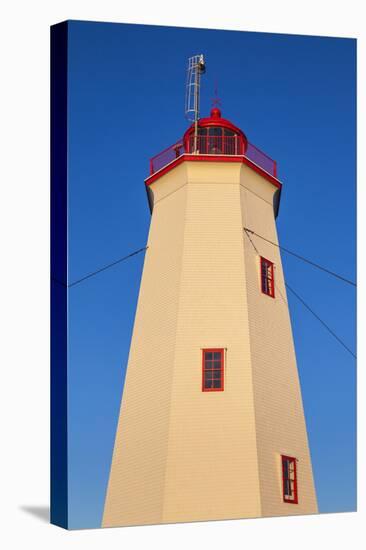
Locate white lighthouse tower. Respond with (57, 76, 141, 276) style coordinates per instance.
(102, 59, 318, 527)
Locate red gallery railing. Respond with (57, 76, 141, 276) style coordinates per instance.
(149, 141, 185, 176)
(149, 136, 277, 178)
(188, 135, 245, 156)
(245, 142, 277, 178)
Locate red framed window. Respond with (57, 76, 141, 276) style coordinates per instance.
(281, 455, 298, 504)
(202, 349, 224, 392)
(260, 257, 275, 298)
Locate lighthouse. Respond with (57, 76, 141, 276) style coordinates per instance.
(102, 66, 318, 527)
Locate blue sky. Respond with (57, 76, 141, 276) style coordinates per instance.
(66, 20, 356, 528)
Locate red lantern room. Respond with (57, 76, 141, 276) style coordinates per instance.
(183, 107, 248, 156)
(147, 108, 279, 193)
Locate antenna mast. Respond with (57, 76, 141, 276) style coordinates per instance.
(185, 54, 206, 153)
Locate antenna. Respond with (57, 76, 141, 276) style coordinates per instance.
(211, 80, 221, 108)
(185, 54, 206, 153)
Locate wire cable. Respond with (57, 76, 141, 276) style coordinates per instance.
(285, 282, 356, 359)
(243, 228, 259, 255)
(52, 246, 148, 288)
(243, 227, 356, 359)
(243, 227, 356, 287)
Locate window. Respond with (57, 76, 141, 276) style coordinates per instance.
(195, 127, 241, 155)
(208, 127, 222, 137)
(281, 455, 298, 504)
(260, 257, 275, 298)
(202, 349, 224, 391)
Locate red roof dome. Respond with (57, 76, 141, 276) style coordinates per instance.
(183, 107, 248, 153)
